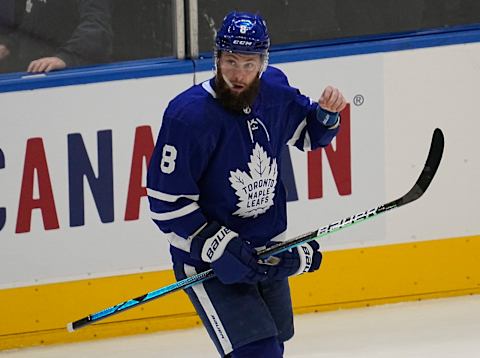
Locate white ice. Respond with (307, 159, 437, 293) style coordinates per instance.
(3, 294, 480, 357)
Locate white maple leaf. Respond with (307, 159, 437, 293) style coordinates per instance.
(248, 143, 269, 179)
(229, 143, 278, 218)
(229, 169, 250, 193)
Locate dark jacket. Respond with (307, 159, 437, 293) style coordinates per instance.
(0, 0, 113, 72)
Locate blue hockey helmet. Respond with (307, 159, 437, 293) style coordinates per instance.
(215, 12, 270, 55)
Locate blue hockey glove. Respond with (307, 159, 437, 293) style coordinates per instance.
(261, 240, 322, 281)
(190, 222, 268, 285)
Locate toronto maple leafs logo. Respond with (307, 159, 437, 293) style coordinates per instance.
(229, 143, 278, 218)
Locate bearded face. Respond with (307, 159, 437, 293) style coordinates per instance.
(215, 52, 263, 113)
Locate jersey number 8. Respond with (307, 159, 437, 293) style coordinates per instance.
(160, 144, 177, 174)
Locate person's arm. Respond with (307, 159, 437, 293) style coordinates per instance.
(317, 85, 347, 127)
(266, 67, 346, 150)
(27, 0, 113, 72)
(147, 114, 211, 240)
(55, 0, 113, 66)
(285, 86, 347, 151)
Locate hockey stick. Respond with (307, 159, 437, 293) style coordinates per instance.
(67, 128, 444, 332)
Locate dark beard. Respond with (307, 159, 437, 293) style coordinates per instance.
(215, 69, 260, 114)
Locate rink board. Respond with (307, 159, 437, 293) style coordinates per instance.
(1, 30, 479, 349)
(1, 235, 479, 349)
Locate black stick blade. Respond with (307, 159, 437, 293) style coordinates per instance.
(400, 128, 444, 205)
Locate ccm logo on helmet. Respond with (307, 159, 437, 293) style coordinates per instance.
(232, 40, 253, 46)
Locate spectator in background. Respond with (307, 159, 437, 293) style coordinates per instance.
(0, 0, 113, 74)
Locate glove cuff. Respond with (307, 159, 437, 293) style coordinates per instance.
(190, 221, 238, 263)
(292, 244, 315, 276)
(316, 106, 340, 128)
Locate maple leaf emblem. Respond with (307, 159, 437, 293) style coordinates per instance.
(229, 143, 278, 218)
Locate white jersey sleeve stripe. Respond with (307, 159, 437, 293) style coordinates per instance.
(166, 223, 207, 253)
(286, 118, 307, 146)
(167, 232, 193, 252)
(150, 202, 199, 221)
(147, 188, 200, 202)
(303, 132, 311, 151)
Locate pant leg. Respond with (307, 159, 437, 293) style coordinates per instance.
(173, 261, 279, 357)
(259, 278, 295, 343)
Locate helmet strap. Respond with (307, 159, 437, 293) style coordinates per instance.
(222, 74, 234, 88)
(259, 53, 269, 78)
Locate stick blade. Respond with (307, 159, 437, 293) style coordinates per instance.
(400, 128, 444, 205)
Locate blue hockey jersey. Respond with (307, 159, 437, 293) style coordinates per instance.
(147, 66, 339, 265)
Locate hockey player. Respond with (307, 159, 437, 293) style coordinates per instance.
(147, 11, 347, 358)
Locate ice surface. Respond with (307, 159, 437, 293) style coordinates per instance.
(3, 294, 480, 357)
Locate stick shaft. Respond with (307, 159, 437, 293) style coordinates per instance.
(68, 128, 444, 331)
